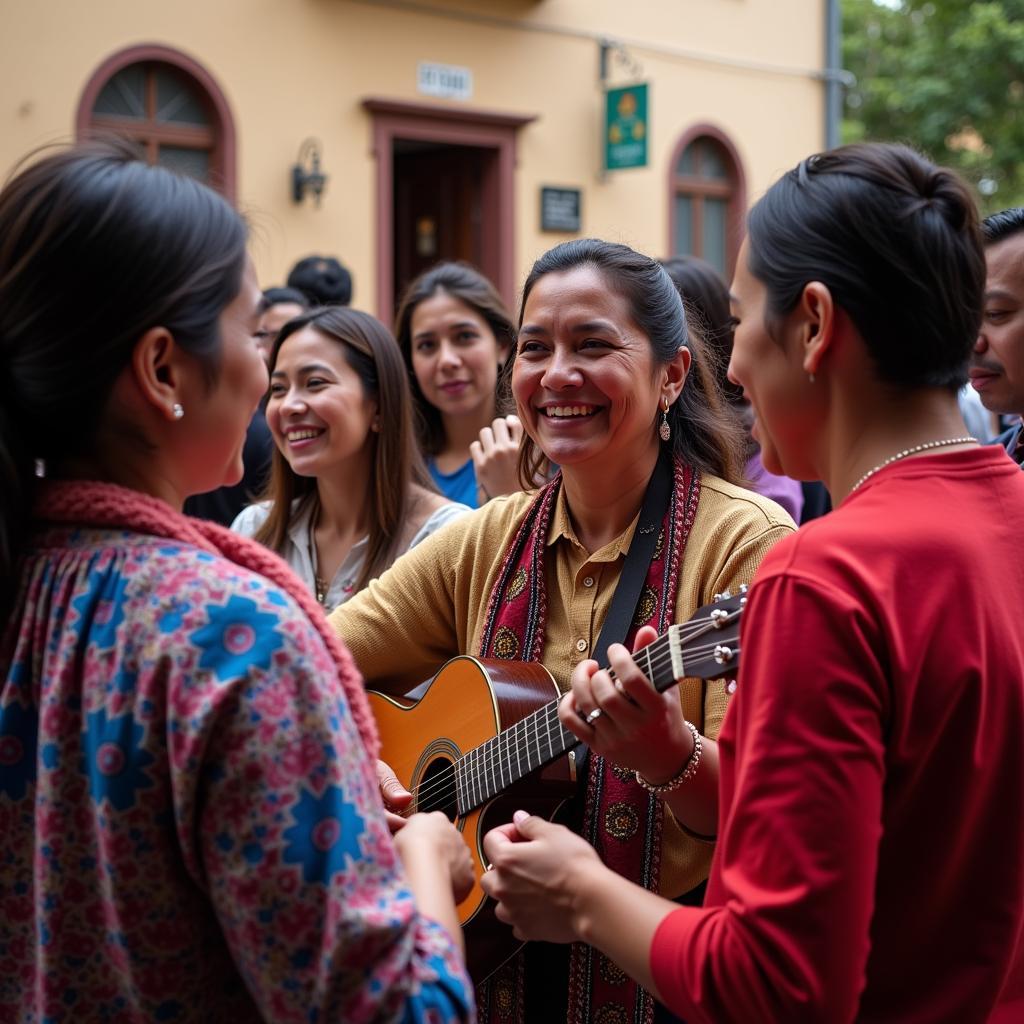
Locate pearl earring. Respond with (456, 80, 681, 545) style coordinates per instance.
(172, 403, 184, 420)
(659, 397, 671, 442)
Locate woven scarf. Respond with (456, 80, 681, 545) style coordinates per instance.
(475, 457, 701, 1024)
(34, 479, 379, 759)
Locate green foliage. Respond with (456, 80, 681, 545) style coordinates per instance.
(842, 0, 1024, 211)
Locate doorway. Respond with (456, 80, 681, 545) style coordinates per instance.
(363, 97, 536, 322)
(392, 140, 493, 304)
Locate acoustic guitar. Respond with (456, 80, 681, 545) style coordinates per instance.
(367, 590, 745, 981)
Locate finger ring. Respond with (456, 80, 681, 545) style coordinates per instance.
(585, 708, 602, 725)
(485, 862, 494, 872)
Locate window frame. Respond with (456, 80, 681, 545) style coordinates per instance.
(667, 124, 746, 279)
(76, 44, 236, 201)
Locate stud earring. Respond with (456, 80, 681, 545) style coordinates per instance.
(659, 397, 671, 442)
(172, 403, 184, 420)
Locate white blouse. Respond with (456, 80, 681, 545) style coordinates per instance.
(231, 497, 470, 612)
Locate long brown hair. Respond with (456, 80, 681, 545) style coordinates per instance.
(393, 261, 515, 456)
(254, 307, 432, 593)
(513, 239, 747, 487)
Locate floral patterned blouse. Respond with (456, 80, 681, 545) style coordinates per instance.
(0, 524, 473, 1023)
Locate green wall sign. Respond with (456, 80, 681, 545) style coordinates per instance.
(605, 83, 648, 171)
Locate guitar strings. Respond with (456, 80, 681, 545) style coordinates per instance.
(393, 627, 741, 817)
(394, 606, 741, 813)
(395, 626, 740, 815)
(397, 634, 738, 814)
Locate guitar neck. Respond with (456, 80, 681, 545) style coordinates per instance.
(456, 631, 681, 813)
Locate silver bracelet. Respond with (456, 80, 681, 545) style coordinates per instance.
(634, 720, 702, 795)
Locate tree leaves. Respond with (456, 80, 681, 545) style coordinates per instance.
(843, 0, 1024, 209)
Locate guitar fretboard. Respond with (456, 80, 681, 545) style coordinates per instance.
(454, 630, 681, 813)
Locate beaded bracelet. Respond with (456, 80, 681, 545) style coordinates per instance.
(634, 720, 702, 795)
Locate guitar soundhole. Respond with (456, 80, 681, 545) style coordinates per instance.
(416, 756, 459, 821)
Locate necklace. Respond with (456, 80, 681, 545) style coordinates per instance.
(308, 505, 329, 606)
(851, 437, 978, 492)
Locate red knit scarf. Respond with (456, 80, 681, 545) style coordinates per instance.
(475, 458, 701, 1024)
(35, 479, 379, 759)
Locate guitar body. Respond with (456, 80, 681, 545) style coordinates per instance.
(368, 657, 577, 982)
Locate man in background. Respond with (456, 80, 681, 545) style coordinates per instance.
(287, 255, 352, 307)
(972, 208, 1024, 465)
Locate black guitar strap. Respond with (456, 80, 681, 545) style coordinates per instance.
(574, 447, 674, 777)
(594, 446, 674, 668)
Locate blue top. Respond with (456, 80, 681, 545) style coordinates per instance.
(428, 457, 480, 508)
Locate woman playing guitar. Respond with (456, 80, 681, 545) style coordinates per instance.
(330, 239, 796, 1024)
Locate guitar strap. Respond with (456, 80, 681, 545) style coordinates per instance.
(594, 447, 675, 674)
(477, 451, 701, 1024)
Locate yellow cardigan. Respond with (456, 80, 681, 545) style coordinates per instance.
(330, 473, 795, 897)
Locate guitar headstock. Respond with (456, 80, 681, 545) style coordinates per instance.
(665, 586, 746, 683)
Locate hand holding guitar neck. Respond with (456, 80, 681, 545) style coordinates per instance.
(560, 624, 694, 786)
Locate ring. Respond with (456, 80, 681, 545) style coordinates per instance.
(485, 862, 494, 872)
(585, 708, 602, 725)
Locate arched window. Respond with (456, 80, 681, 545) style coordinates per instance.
(668, 126, 745, 278)
(76, 45, 236, 200)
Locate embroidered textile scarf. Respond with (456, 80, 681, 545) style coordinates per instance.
(35, 479, 380, 758)
(475, 457, 701, 1024)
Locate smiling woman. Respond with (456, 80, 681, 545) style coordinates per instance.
(330, 238, 797, 1023)
(232, 306, 470, 610)
(394, 262, 520, 507)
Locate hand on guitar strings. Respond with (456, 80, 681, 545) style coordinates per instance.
(377, 759, 414, 832)
(480, 809, 602, 944)
(559, 625, 695, 785)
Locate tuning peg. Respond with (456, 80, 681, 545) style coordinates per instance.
(738, 583, 748, 593)
(726, 679, 738, 694)
(713, 589, 733, 602)
(710, 608, 730, 627)
(713, 644, 734, 665)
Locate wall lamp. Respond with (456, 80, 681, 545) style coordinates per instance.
(292, 138, 328, 206)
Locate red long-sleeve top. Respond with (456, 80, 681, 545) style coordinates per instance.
(651, 447, 1024, 1022)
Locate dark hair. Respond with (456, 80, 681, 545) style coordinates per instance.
(981, 207, 1024, 245)
(0, 139, 247, 617)
(659, 255, 744, 407)
(393, 261, 516, 456)
(261, 286, 309, 311)
(746, 142, 984, 391)
(286, 255, 352, 306)
(255, 306, 432, 594)
(514, 239, 746, 485)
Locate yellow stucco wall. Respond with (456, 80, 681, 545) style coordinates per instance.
(0, 0, 824, 311)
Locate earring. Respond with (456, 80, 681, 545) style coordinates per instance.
(659, 397, 671, 442)
(172, 403, 184, 420)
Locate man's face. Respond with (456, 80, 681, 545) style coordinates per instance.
(255, 302, 305, 364)
(971, 232, 1024, 416)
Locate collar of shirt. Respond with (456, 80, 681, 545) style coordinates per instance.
(1010, 424, 1024, 466)
(545, 482, 640, 563)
